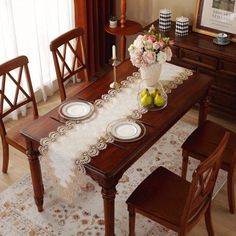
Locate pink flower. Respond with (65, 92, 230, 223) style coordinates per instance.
(147, 35, 156, 42)
(128, 25, 173, 68)
(158, 40, 165, 48)
(130, 49, 143, 67)
(142, 51, 156, 65)
(130, 55, 143, 68)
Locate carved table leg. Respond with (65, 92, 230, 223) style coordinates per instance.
(26, 140, 44, 212)
(102, 186, 117, 236)
(198, 89, 210, 127)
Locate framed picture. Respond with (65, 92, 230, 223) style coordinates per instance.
(193, 0, 236, 42)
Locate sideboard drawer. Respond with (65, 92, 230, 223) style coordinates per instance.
(219, 60, 236, 77)
(171, 58, 197, 70)
(179, 48, 218, 70)
(215, 75, 236, 94)
(211, 89, 236, 110)
(199, 67, 236, 93)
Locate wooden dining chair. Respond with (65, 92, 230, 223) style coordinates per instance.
(126, 132, 229, 236)
(181, 120, 236, 214)
(0, 56, 38, 173)
(50, 27, 90, 101)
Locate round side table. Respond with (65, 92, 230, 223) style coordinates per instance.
(105, 20, 142, 62)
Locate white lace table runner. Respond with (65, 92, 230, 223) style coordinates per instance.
(39, 63, 192, 199)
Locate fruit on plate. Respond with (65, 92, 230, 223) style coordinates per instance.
(140, 90, 153, 107)
(154, 93, 165, 107)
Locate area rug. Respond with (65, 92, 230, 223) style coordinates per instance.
(0, 120, 226, 236)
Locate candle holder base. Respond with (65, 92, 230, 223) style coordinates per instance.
(110, 81, 120, 89)
(109, 58, 121, 66)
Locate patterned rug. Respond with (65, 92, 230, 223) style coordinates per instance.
(0, 120, 226, 236)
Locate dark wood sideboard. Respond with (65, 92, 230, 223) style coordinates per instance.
(150, 21, 236, 120)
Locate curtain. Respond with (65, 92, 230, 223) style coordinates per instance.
(74, 0, 115, 76)
(0, 0, 75, 113)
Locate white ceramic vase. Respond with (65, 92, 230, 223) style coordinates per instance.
(139, 63, 162, 87)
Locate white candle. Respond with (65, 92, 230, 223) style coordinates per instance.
(112, 45, 116, 60)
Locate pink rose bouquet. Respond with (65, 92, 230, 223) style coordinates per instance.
(128, 25, 173, 68)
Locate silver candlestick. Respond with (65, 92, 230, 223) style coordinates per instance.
(110, 58, 120, 89)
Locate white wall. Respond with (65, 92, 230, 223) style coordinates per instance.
(155, 0, 195, 23)
(115, 0, 196, 59)
(118, 0, 195, 25)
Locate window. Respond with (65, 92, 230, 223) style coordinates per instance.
(0, 0, 75, 102)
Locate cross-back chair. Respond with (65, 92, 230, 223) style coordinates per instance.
(0, 56, 38, 173)
(50, 27, 89, 101)
(126, 132, 229, 236)
(181, 120, 236, 214)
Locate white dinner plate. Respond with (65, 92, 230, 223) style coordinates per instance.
(58, 100, 94, 120)
(107, 119, 146, 142)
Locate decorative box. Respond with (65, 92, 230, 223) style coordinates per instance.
(175, 16, 189, 36)
(159, 8, 171, 32)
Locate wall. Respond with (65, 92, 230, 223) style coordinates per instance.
(115, 0, 196, 59)
(155, 0, 195, 24)
(124, 0, 195, 26)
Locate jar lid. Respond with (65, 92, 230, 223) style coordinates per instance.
(176, 16, 189, 22)
(160, 8, 171, 14)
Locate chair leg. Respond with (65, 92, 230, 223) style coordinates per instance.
(128, 205, 135, 236)
(227, 171, 235, 214)
(204, 204, 215, 236)
(59, 81, 66, 102)
(182, 149, 189, 179)
(2, 140, 9, 173)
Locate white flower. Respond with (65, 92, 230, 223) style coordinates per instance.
(157, 51, 167, 64)
(133, 35, 144, 49)
(144, 40, 153, 50)
(164, 47, 172, 61)
(128, 44, 135, 52)
(132, 58, 143, 68)
(153, 42, 160, 50)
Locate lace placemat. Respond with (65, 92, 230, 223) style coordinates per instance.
(39, 63, 192, 200)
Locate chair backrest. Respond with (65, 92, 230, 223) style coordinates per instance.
(0, 56, 38, 134)
(50, 27, 89, 101)
(181, 131, 230, 226)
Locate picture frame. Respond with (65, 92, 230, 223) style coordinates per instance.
(193, 0, 236, 42)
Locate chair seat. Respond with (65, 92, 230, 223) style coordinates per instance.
(5, 115, 36, 153)
(127, 166, 190, 226)
(182, 120, 236, 170)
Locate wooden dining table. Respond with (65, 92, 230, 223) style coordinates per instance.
(21, 60, 213, 236)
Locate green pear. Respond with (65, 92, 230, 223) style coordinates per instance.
(154, 94, 165, 107)
(140, 91, 153, 107)
(140, 88, 149, 99)
(150, 89, 158, 98)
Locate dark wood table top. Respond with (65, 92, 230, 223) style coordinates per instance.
(21, 60, 213, 183)
(105, 20, 142, 36)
